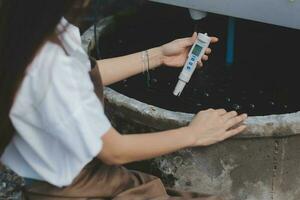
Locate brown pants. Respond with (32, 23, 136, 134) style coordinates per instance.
(23, 159, 221, 200)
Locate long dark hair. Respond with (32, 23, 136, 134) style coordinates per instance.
(0, 0, 89, 155)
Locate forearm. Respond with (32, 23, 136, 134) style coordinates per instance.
(99, 127, 194, 165)
(97, 47, 163, 86)
(120, 127, 194, 163)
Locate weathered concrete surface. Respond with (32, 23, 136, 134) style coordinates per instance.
(0, 165, 24, 200)
(102, 87, 300, 200)
(82, 18, 300, 200)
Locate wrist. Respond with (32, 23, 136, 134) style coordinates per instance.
(148, 47, 164, 69)
(179, 126, 197, 148)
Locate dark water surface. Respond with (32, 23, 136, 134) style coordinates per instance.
(97, 2, 300, 116)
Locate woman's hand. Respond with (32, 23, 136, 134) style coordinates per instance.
(160, 32, 218, 68)
(187, 109, 247, 147)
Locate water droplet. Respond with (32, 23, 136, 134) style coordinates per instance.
(152, 78, 158, 84)
(123, 79, 127, 83)
(167, 82, 171, 86)
(249, 104, 255, 109)
(193, 88, 198, 93)
(203, 92, 210, 97)
(225, 97, 231, 102)
(269, 101, 275, 106)
(283, 105, 288, 109)
(196, 103, 202, 107)
(232, 104, 241, 110)
(124, 84, 128, 88)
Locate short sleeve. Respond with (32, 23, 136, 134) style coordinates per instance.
(38, 52, 111, 179)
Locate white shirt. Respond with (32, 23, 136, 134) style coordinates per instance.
(1, 18, 111, 187)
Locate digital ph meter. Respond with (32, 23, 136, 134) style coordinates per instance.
(173, 33, 211, 96)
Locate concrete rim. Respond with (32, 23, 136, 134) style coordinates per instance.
(81, 17, 300, 138)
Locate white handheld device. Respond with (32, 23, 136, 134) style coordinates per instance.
(173, 33, 211, 96)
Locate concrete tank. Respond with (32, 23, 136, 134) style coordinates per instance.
(81, 17, 300, 200)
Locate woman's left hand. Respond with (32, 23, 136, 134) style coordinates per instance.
(160, 32, 218, 68)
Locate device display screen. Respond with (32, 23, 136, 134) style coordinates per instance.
(192, 44, 203, 56)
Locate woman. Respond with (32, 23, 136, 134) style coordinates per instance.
(0, 0, 247, 199)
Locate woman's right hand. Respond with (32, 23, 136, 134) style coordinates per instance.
(187, 109, 247, 147)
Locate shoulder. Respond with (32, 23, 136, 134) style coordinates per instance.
(19, 40, 89, 109)
(26, 39, 89, 88)
(24, 41, 75, 98)
(26, 41, 71, 77)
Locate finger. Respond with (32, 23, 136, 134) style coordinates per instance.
(201, 55, 208, 61)
(224, 125, 247, 138)
(205, 48, 212, 54)
(180, 32, 198, 46)
(210, 37, 219, 43)
(222, 111, 238, 120)
(178, 38, 193, 47)
(197, 60, 203, 68)
(187, 32, 197, 45)
(191, 32, 197, 42)
(215, 109, 227, 115)
(225, 114, 248, 129)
